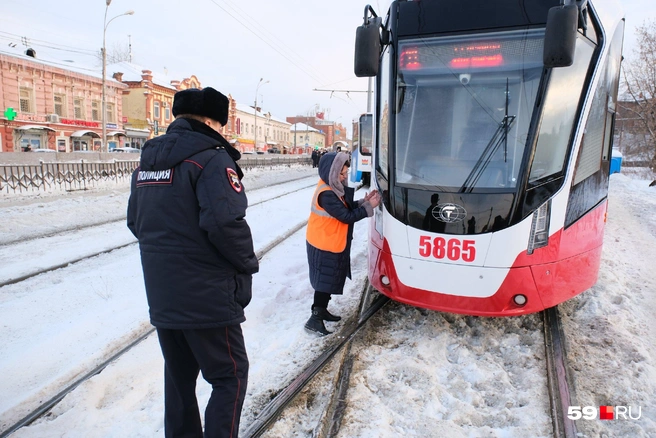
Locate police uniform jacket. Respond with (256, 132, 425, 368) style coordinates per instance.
(306, 153, 372, 294)
(127, 118, 258, 329)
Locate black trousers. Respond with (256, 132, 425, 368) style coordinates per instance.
(312, 291, 332, 309)
(156, 326, 249, 438)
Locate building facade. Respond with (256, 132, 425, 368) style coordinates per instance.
(0, 49, 127, 152)
(111, 62, 203, 148)
(231, 103, 292, 153)
(290, 122, 325, 153)
(286, 114, 347, 151)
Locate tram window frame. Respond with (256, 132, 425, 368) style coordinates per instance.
(528, 34, 596, 184)
(376, 46, 391, 180)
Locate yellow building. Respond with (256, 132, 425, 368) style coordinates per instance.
(110, 62, 203, 148)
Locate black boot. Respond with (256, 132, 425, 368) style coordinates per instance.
(304, 308, 332, 336)
(314, 307, 341, 322)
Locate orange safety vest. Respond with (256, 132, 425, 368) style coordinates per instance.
(306, 180, 348, 253)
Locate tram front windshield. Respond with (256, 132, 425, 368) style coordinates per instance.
(395, 29, 544, 192)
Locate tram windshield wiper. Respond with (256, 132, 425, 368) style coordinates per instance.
(458, 114, 516, 193)
(459, 78, 515, 193)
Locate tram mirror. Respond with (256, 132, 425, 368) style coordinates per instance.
(354, 17, 382, 77)
(543, 4, 578, 68)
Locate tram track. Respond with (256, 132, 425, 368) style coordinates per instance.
(0, 179, 316, 288)
(0, 217, 312, 438)
(542, 306, 578, 438)
(1, 173, 358, 436)
(245, 298, 579, 438)
(0, 173, 316, 248)
(242, 284, 389, 438)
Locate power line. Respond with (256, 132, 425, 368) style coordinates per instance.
(0, 31, 98, 55)
(206, 0, 327, 85)
(210, 0, 329, 84)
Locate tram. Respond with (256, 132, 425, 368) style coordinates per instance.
(355, 0, 624, 316)
(353, 113, 374, 186)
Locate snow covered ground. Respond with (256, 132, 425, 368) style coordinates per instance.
(0, 165, 654, 437)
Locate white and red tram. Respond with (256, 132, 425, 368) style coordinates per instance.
(354, 0, 625, 316)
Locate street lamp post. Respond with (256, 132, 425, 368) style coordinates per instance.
(102, 0, 134, 153)
(253, 78, 268, 152)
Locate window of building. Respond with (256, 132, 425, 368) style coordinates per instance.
(19, 134, 42, 151)
(74, 98, 84, 119)
(106, 103, 115, 123)
(164, 103, 170, 121)
(92, 101, 100, 121)
(19, 87, 33, 113)
(54, 94, 66, 117)
(154, 102, 160, 119)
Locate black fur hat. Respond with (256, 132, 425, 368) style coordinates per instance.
(172, 87, 229, 126)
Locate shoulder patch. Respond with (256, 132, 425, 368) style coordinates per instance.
(226, 168, 243, 193)
(136, 168, 174, 186)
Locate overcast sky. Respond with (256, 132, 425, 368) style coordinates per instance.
(1, 0, 654, 138)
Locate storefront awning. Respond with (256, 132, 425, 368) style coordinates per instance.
(125, 129, 150, 138)
(15, 125, 55, 131)
(107, 131, 127, 137)
(266, 141, 278, 145)
(71, 130, 100, 138)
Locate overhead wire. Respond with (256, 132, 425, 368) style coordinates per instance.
(211, 0, 329, 84)
(0, 31, 98, 58)
(206, 0, 329, 85)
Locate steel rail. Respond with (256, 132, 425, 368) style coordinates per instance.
(542, 306, 578, 438)
(0, 182, 316, 287)
(243, 286, 389, 438)
(0, 174, 315, 248)
(0, 214, 308, 437)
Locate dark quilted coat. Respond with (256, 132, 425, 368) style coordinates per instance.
(306, 153, 371, 294)
(127, 118, 258, 329)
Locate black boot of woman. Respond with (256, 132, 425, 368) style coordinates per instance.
(304, 291, 340, 335)
(304, 306, 332, 336)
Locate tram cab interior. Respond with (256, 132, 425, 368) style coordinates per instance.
(393, 30, 544, 195)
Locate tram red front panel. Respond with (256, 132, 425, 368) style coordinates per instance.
(368, 201, 607, 316)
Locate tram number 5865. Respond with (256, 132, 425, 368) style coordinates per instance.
(418, 236, 476, 262)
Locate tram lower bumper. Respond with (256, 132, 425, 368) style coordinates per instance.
(368, 243, 603, 317)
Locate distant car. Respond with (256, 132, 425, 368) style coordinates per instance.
(242, 151, 255, 155)
(256, 151, 265, 155)
(267, 148, 281, 154)
(111, 147, 141, 153)
(32, 148, 56, 153)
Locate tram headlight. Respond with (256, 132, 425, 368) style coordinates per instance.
(513, 294, 527, 306)
(527, 200, 551, 255)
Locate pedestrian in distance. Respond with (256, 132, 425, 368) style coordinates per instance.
(311, 147, 319, 168)
(127, 87, 258, 437)
(305, 152, 381, 335)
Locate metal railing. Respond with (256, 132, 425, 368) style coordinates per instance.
(0, 156, 311, 194)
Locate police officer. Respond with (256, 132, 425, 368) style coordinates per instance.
(127, 87, 258, 437)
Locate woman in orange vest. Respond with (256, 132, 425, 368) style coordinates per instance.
(305, 152, 381, 335)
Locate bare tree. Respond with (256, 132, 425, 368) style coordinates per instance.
(620, 20, 656, 171)
(97, 42, 132, 66)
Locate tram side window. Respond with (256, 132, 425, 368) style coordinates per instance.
(377, 47, 391, 179)
(529, 35, 595, 183)
(573, 67, 608, 185)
